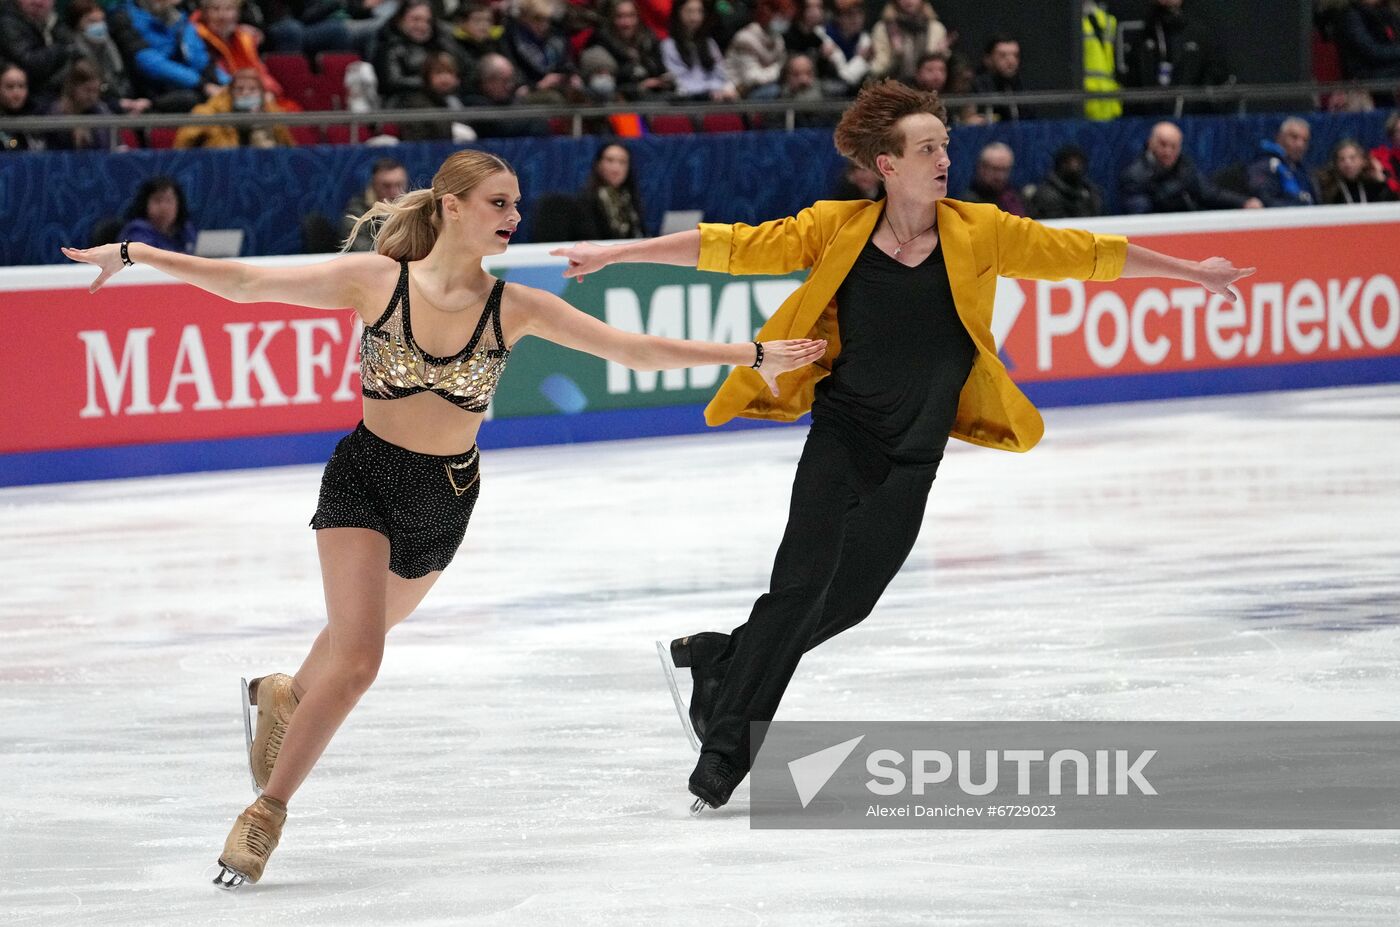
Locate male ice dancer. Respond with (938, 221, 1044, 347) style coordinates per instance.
(553, 81, 1253, 811)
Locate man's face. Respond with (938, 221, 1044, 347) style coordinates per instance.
(19, 0, 53, 21)
(915, 58, 946, 93)
(1, 68, 28, 111)
(202, 0, 240, 37)
(372, 167, 409, 202)
(1278, 122, 1310, 164)
(1148, 124, 1182, 169)
(976, 148, 1013, 191)
(988, 41, 1019, 79)
(480, 59, 516, 102)
(785, 56, 815, 92)
(878, 112, 951, 202)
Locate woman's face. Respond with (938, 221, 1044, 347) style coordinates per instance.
(0, 67, 27, 111)
(428, 65, 459, 95)
(679, 0, 704, 34)
(1336, 145, 1365, 180)
(801, 0, 823, 28)
(401, 4, 433, 42)
(203, 0, 240, 37)
(445, 171, 522, 254)
(596, 145, 630, 188)
(70, 77, 101, 111)
(611, 0, 638, 37)
(147, 187, 179, 230)
(896, 0, 921, 16)
(464, 9, 493, 40)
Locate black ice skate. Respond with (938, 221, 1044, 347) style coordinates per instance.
(656, 632, 728, 752)
(688, 751, 743, 815)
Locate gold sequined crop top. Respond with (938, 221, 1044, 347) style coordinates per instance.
(360, 261, 511, 412)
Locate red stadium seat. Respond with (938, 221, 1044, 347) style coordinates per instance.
(118, 128, 141, 149)
(324, 124, 370, 145)
(148, 127, 177, 148)
(700, 112, 745, 133)
(265, 53, 318, 109)
(288, 125, 320, 146)
(648, 114, 694, 135)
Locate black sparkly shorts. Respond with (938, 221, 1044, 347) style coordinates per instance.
(309, 422, 482, 579)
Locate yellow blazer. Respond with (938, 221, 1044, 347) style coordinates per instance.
(698, 198, 1129, 452)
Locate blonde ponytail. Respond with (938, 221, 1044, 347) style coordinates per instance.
(340, 150, 516, 260)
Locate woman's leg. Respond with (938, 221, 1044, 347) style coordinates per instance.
(289, 568, 443, 699)
(260, 527, 394, 803)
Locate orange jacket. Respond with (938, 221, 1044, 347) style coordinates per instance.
(191, 11, 283, 97)
(698, 198, 1129, 452)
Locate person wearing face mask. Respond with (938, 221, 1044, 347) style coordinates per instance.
(1027, 144, 1103, 220)
(725, 0, 791, 100)
(1318, 138, 1396, 205)
(869, 0, 947, 84)
(65, 0, 152, 115)
(191, 0, 293, 107)
(174, 67, 295, 147)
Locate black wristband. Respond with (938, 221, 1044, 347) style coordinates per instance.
(751, 340, 764, 369)
(120, 240, 133, 267)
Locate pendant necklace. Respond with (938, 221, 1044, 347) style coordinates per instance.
(886, 217, 937, 256)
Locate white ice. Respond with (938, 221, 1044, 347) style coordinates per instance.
(2, 384, 1399, 926)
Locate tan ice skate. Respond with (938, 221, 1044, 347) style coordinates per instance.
(241, 673, 300, 794)
(212, 795, 287, 889)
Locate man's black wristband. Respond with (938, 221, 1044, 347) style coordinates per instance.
(751, 341, 764, 369)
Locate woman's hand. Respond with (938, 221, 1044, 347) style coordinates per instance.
(1196, 257, 1256, 303)
(61, 244, 126, 293)
(756, 338, 828, 397)
(550, 241, 614, 281)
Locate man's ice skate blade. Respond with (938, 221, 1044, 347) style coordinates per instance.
(240, 677, 261, 796)
(655, 641, 701, 753)
(689, 797, 708, 816)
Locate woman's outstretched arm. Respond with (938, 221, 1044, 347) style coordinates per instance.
(515, 286, 824, 397)
(62, 242, 391, 312)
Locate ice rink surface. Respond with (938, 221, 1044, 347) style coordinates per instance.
(3, 384, 1399, 926)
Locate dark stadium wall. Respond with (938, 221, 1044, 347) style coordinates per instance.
(1103, 0, 1310, 86)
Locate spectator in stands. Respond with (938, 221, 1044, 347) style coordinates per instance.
(1121, 0, 1232, 116)
(958, 141, 1026, 216)
(786, 0, 851, 96)
(460, 51, 549, 135)
(661, 0, 737, 101)
(868, 0, 946, 85)
(970, 34, 1032, 122)
(1336, 0, 1400, 95)
(42, 58, 112, 149)
(1120, 121, 1262, 213)
(831, 159, 882, 200)
(66, 0, 151, 115)
(587, 0, 672, 100)
(501, 0, 576, 100)
(118, 175, 197, 253)
(820, 0, 872, 97)
(192, 0, 284, 100)
(1247, 117, 1320, 207)
(341, 156, 407, 251)
(375, 0, 465, 106)
(398, 50, 475, 141)
(725, 0, 790, 100)
(909, 49, 944, 93)
(174, 65, 295, 147)
(1318, 138, 1396, 204)
(1373, 111, 1400, 196)
(579, 142, 647, 239)
(0, 0, 78, 101)
(122, 0, 221, 112)
(1027, 144, 1103, 220)
(451, 1, 501, 74)
(779, 50, 826, 125)
(1, 60, 42, 150)
(254, 0, 363, 58)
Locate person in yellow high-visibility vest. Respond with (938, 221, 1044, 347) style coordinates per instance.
(1083, 0, 1122, 120)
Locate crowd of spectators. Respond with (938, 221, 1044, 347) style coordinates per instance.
(2, 0, 1399, 150)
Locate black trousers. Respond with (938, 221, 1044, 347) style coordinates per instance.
(702, 421, 939, 771)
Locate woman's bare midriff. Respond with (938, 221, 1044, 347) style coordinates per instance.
(361, 393, 486, 455)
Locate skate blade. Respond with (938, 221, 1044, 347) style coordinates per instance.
(655, 641, 701, 754)
(240, 677, 261, 797)
(689, 797, 709, 817)
(212, 862, 252, 890)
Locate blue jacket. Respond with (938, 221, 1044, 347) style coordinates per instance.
(122, 0, 211, 92)
(119, 217, 197, 253)
(1246, 139, 1319, 208)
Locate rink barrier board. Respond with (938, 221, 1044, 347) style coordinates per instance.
(4, 204, 1399, 486)
(5, 354, 1398, 487)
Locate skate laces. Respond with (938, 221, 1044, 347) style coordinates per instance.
(234, 801, 283, 859)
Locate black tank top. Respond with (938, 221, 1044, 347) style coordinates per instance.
(814, 235, 976, 465)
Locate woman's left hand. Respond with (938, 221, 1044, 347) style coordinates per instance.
(61, 244, 126, 293)
(1196, 257, 1256, 304)
(756, 338, 828, 397)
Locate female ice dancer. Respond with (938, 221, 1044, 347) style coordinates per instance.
(63, 149, 826, 885)
(553, 81, 1255, 812)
